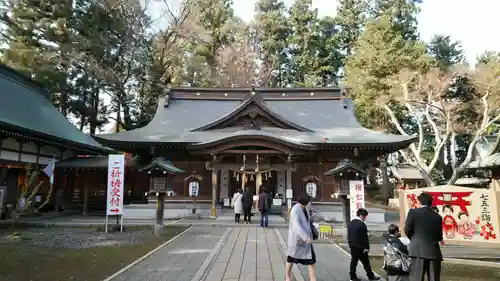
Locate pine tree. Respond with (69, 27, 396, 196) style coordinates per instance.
(344, 16, 432, 129)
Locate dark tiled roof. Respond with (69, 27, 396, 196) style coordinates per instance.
(57, 155, 137, 169)
(95, 87, 416, 147)
(0, 65, 107, 153)
(138, 157, 185, 174)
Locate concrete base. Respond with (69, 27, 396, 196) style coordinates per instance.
(154, 224, 164, 237)
(123, 202, 387, 223)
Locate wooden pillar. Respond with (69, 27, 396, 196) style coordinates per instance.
(211, 169, 217, 217)
(82, 173, 88, 215)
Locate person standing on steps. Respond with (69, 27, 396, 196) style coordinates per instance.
(347, 208, 381, 281)
(258, 187, 272, 228)
(231, 189, 243, 223)
(242, 188, 253, 224)
(405, 192, 443, 281)
(285, 193, 317, 281)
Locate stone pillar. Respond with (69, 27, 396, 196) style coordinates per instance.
(155, 192, 166, 236)
(211, 170, 218, 218)
(286, 169, 292, 216)
(379, 156, 390, 204)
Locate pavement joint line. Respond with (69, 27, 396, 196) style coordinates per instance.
(330, 243, 386, 281)
(264, 228, 276, 280)
(102, 226, 193, 281)
(190, 227, 232, 281)
(274, 228, 305, 281)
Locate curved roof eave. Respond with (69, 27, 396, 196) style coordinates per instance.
(187, 133, 317, 151)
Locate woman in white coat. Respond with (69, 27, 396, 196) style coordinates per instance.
(286, 193, 317, 281)
(231, 189, 244, 223)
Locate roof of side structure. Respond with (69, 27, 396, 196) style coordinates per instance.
(0, 64, 108, 153)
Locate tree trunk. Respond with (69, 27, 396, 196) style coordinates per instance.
(418, 166, 436, 187)
(89, 87, 99, 135)
(380, 158, 391, 204)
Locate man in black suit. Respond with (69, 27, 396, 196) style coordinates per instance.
(347, 208, 381, 281)
(404, 192, 443, 281)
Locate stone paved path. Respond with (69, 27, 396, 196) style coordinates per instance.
(110, 227, 228, 281)
(108, 226, 381, 281)
(278, 228, 381, 281)
(202, 227, 287, 281)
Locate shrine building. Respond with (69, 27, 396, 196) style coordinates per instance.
(0, 64, 108, 215)
(86, 87, 416, 219)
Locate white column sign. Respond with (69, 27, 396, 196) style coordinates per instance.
(349, 180, 365, 220)
(107, 154, 125, 216)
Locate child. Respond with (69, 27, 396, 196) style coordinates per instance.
(383, 224, 410, 281)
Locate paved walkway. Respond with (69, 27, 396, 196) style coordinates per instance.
(106, 226, 377, 281)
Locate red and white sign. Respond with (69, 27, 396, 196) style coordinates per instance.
(349, 180, 365, 220)
(107, 154, 125, 215)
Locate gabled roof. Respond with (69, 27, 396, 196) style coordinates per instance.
(324, 162, 368, 176)
(192, 90, 312, 132)
(94, 87, 416, 148)
(0, 64, 108, 153)
(138, 157, 185, 174)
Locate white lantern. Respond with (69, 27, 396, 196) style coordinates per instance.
(306, 182, 317, 198)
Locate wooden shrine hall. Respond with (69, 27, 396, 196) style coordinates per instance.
(92, 87, 416, 217)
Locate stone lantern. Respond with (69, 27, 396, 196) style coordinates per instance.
(324, 159, 368, 228)
(139, 157, 185, 236)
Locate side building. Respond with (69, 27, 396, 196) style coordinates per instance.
(93, 87, 416, 219)
(0, 64, 108, 216)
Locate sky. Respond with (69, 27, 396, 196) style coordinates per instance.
(146, 0, 500, 64)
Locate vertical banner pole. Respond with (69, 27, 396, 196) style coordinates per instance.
(105, 215, 108, 233)
(120, 215, 124, 232)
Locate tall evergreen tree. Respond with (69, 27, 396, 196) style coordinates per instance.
(371, 0, 422, 40)
(344, 16, 432, 129)
(253, 0, 290, 86)
(1, 0, 74, 116)
(287, 0, 321, 86)
(428, 35, 464, 70)
(334, 0, 368, 59)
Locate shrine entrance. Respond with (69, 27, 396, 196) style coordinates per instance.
(228, 170, 278, 197)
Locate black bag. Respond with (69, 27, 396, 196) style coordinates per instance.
(311, 221, 319, 240)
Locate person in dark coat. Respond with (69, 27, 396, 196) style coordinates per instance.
(347, 208, 381, 281)
(404, 192, 443, 281)
(242, 188, 253, 224)
(258, 187, 272, 228)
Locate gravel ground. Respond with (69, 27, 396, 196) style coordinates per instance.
(0, 226, 153, 249)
